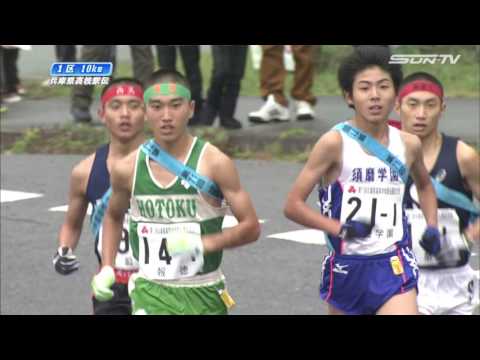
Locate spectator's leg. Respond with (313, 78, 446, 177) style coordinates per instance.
(156, 45, 177, 70)
(206, 45, 229, 122)
(4, 48, 20, 93)
(1, 48, 20, 95)
(129, 45, 154, 86)
(290, 45, 316, 106)
(260, 45, 287, 106)
(55, 45, 77, 62)
(71, 45, 114, 123)
(179, 45, 203, 119)
(0, 48, 7, 109)
(0, 48, 5, 95)
(219, 45, 247, 129)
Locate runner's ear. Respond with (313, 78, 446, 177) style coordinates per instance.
(97, 106, 105, 122)
(394, 99, 401, 114)
(98, 107, 105, 123)
(344, 91, 354, 107)
(188, 100, 195, 120)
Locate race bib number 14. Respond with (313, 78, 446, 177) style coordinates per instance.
(137, 222, 204, 280)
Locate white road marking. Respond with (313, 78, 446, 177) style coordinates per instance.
(222, 215, 266, 228)
(1, 190, 43, 203)
(268, 229, 327, 246)
(49, 204, 93, 215)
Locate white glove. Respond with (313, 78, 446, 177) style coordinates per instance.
(167, 232, 204, 258)
(91, 266, 115, 302)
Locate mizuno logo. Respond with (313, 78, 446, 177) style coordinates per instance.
(333, 263, 349, 275)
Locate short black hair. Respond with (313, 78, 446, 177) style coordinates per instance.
(399, 71, 444, 97)
(146, 69, 191, 90)
(338, 46, 403, 103)
(100, 77, 144, 97)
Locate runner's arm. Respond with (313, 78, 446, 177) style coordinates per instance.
(408, 135, 438, 227)
(284, 132, 344, 236)
(101, 157, 133, 267)
(202, 153, 260, 253)
(458, 141, 480, 242)
(57, 160, 90, 250)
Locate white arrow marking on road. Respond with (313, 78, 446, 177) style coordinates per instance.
(49, 204, 93, 215)
(222, 216, 266, 228)
(268, 229, 327, 246)
(1, 190, 43, 203)
(48, 205, 265, 229)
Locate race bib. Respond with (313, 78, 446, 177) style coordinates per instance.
(97, 215, 139, 271)
(406, 208, 470, 267)
(137, 222, 204, 281)
(340, 182, 404, 254)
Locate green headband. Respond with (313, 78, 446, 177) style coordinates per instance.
(144, 83, 192, 103)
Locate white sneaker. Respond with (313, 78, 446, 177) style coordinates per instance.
(296, 100, 315, 121)
(2, 93, 22, 103)
(248, 95, 290, 124)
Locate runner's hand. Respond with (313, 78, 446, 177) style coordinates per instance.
(91, 266, 115, 302)
(167, 232, 204, 257)
(339, 220, 373, 240)
(420, 226, 442, 256)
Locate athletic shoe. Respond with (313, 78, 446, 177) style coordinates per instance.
(296, 100, 315, 121)
(2, 93, 22, 103)
(248, 95, 290, 124)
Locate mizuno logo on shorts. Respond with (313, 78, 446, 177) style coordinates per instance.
(333, 263, 349, 275)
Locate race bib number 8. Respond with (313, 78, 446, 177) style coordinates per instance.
(406, 208, 469, 267)
(137, 222, 204, 281)
(98, 216, 138, 271)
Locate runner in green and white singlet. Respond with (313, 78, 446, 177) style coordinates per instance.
(92, 69, 261, 315)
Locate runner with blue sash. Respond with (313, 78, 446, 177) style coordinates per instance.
(397, 72, 480, 315)
(92, 70, 261, 315)
(284, 47, 442, 314)
(54, 78, 146, 315)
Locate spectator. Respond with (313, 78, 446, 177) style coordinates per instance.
(201, 45, 248, 129)
(42, 45, 78, 87)
(71, 45, 153, 123)
(55, 45, 77, 62)
(0, 45, 28, 103)
(0, 49, 6, 112)
(155, 45, 204, 126)
(248, 45, 316, 124)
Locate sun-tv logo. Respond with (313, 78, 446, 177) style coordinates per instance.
(389, 54, 461, 65)
(46, 62, 113, 86)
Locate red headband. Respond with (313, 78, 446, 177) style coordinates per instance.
(398, 80, 443, 102)
(101, 84, 144, 108)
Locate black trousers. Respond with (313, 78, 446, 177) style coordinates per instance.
(92, 283, 132, 315)
(156, 45, 204, 111)
(71, 45, 115, 110)
(55, 45, 77, 62)
(71, 45, 153, 111)
(0, 47, 20, 94)
(206, 45, 248, 120)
